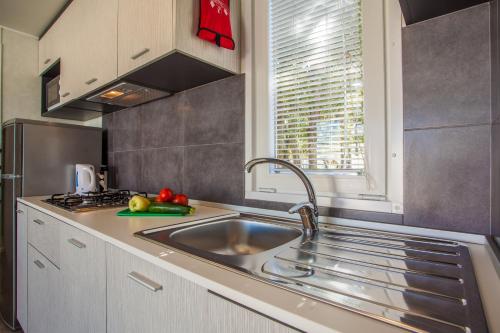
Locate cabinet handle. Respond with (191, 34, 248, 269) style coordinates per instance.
(33, 219, 45, 225)
(62, 92, 70, 98)
(130, 48, 150, 60)
(68, 238, 86, 249)
(16, 209, 24, 214)
(44, 58, 51, 65)
(85, 78, 98, 85)
(127, 271, 162, 292)
(34, 260, 45, 269)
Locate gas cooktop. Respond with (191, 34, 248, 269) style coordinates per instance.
(43, 190, 146, 212)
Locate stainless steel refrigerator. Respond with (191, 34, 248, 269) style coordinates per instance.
(0, 119, 102, 330)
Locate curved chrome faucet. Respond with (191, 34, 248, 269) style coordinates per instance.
(244, 158, 319, 234)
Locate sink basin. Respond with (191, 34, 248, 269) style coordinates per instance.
(170, 219, 301, 255)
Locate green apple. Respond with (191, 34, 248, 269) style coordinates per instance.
(128, 195, 151, 212)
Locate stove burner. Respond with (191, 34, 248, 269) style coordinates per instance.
(44, 190, 145, 212)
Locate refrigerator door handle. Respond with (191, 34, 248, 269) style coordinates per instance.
(1, 174, 22, 180)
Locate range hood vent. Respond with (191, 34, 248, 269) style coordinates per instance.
(42, 52, 235, 121)
(86, 82, 171, 107)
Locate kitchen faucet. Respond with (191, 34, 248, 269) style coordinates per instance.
(244, 158, 319, 234)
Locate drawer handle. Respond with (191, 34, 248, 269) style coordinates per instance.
(44, 58, 51, 65)
(16, 209, 24, 214)
(131, 48, 150, 60)
(33, 219, 45, 225)
(62, 92, 70, 98)
(127, 271, 162, 292)
(85, 78, 98, 85)
(68, 238, 86, 249)
(34, 260, 45, 269)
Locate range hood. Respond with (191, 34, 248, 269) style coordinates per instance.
(86, 82, 171, 107)
(42, 52, 235, 121)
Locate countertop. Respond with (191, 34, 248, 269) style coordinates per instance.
(18, 196, 500, 333)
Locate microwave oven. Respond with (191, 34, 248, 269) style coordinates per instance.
(46, 75, 60, 109)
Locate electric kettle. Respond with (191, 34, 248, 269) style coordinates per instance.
(75, 164, 97, 194)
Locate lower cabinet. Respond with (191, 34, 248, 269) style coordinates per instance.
(20, 205, 300, 333)
(106, 244, 300, 333)
(27, 245, 59, 333)
(58, 222, 106, 333)
(106, 243, 209, 333)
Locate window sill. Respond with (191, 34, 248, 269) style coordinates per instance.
(245, 191, 401, 214)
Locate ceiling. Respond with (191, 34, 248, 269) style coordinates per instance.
(399, 0, 490, 25)
(0, 0, 69, 37)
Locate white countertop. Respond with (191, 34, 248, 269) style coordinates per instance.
(18, 196, 500, 333)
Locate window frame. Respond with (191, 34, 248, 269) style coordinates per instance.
(243, 0, 404, 213)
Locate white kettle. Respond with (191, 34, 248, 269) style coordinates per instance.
(75, 164, 97, 194)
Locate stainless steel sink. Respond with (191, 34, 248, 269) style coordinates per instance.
(135, 213, 488, 333)
(169, 219, 302, 256)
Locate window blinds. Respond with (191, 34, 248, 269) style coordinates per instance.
(270, 0, 365, 174)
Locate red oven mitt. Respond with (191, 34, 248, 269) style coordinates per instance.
(197, 0, 235, 50)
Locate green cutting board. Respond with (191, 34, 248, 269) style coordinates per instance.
(116, 208, 186, 217)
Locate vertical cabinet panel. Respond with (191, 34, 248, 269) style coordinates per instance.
(27, 245, 59, 333)
(58, 223, 106, 333)
(15, 203, 28, 331)
(117, 0, 174, 76)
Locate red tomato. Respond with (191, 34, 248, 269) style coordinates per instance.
(172, 194, 189, 206)
(158, 188, 174, 202)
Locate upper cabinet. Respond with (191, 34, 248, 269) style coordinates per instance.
(57, 0, 118, 104)
(38, 25, 58, 74)
(39, 0, 240, 120)
(117, 0, 174, 76)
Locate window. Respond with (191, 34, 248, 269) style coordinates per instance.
(270, 0, 365, 175)
(243, 0, 403, 213)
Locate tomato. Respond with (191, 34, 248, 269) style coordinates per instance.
(158, 188, 174, 202)
(172, 194, 189, 206)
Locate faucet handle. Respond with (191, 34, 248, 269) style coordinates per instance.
(288, 202, 319, 234)
(288, 201, 315, 215)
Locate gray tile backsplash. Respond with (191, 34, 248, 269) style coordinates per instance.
(183, 75, 244, 145)
(403, 3, 491, 130)
(404, 126, 491, 234)
(113, 150, 142, 191)
(105, 75, 246, 207)
(113, 106, 142, 152)
(183, 143, 245, 205)
(141, 147, 184, 194)
(140, 95, 185, 149)
(403, 3, 497, 235)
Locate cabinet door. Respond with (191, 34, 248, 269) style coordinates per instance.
(77, 0, 118, 96)
(27, 245, 59, 333)
(106, 243, 207, 333)
(58, 0, 84, 104)
(117, 0, 173, 76)
(206, 291, 301, 333)
(38, 27, 57, 75)
(59, 223, 106, 333)
(15, 203, 28, 331)
(58, 0, 118, 103)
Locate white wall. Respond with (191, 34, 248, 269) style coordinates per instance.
(0, 27, 101, 127)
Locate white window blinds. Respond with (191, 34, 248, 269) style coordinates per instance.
(270, 0, 365, 174)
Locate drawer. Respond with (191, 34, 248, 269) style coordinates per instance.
(27, 208, 60, 266)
